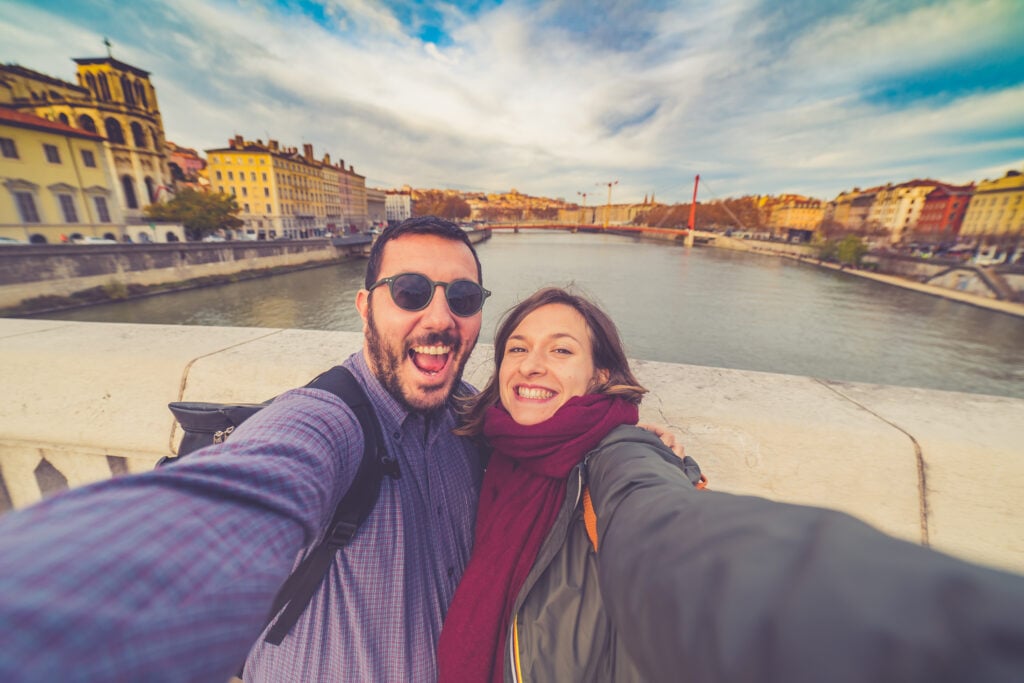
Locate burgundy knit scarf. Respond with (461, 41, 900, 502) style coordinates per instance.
(437, 394, 639, 682)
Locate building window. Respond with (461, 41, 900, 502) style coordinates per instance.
(145, 177, 156, 203)
(81, 149, 97, 167)
(228, 171, 234, 180)
(131, 122, 147, 148)
(58, 194, 78, 222)
(251, 172, 256, 181)
(264, 187, 269, 197)
(44, 144, 61, 163)
(122, 175, 138, 209)
(0, 137, 17, 158)
(216, 170, 222, 180)
(94, 196, 111, 222)
(98, 73, 111, 101)
(266, 203, 271, 213)
(262, 172, 267, 181)
(105, 118, 125, 144)
(244, 203, 250, 212)
(242, 187, 247, 197)
(15, 191, 40, 223)
(78, 115, 97, 133)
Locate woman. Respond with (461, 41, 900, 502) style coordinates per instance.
(436, 287, 705, 682)
(437, 290, 1024, 683)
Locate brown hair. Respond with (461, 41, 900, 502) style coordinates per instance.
(364, 215, 482, 288)
(455, 287, 646, 436)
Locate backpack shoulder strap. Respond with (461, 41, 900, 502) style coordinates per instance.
(582, 486, 599, 551)
(262, 365, 390, 646)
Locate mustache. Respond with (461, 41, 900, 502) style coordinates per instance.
(407, 331, 459, 350)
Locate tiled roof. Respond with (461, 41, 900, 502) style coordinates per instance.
(0, 106, 103, 140)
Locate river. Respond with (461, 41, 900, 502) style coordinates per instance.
(40, 231, 1024, 398)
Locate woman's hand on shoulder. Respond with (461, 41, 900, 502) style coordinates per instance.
(636, 422, 685, 460)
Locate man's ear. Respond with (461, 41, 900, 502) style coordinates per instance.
(356, 289, 370, 327)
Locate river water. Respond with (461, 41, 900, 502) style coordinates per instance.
(40, 231, 1024, 398)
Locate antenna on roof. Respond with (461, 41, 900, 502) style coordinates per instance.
(103, 37, 113, 58)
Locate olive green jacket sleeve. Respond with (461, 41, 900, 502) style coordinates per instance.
(587, 430, 1024, 683)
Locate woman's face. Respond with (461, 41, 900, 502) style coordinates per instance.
(498, 303, 606, 426)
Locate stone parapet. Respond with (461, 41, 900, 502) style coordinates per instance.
(0, 318, 1021, 575)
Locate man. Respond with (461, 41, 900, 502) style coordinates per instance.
(0, 216, 490, 682)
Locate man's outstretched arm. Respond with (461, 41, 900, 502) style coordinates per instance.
(0, 389, 361, 683)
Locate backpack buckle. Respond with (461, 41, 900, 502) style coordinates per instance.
(326, 520, 359, 548)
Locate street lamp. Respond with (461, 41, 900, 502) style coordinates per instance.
(597, 180, 618, 229)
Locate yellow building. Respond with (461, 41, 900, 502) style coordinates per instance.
(959, 170, 1024, 252)
(765, 194, 825, 239)
(0, 57, 172, 222)
(206, 136, 368, 238)
(1, 107, 123, 243)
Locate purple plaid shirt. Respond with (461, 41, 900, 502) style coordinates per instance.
(0, 352, 481, 683)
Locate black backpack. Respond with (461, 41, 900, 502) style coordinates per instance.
(164, 365, 398, 646)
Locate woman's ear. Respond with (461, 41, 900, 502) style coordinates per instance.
(594, 368, 611, 389)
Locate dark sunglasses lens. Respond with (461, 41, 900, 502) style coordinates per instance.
(390, 273, 433, 311)
(446, 280, 484, 316)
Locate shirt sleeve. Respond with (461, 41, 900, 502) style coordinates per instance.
(0, 388, 362, 683)
(588, 441, 1024, 683)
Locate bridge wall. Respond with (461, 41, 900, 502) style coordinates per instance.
(1, 318, 1021, 575)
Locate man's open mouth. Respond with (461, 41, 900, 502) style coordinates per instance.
(409, 344, 452, 375)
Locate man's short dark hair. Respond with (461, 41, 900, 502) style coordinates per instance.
(364, 216, 484, 288)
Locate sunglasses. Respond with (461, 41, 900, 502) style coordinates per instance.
(368, 272, 491, 317)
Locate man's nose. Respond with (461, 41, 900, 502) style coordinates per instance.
(420, 284, 456, 327)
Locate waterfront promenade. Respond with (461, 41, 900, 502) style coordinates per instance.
(1, 317, 1021, 576)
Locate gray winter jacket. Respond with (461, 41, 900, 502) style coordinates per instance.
(502, 425, 1024, 683)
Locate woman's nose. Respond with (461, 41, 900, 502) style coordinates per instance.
(519, 350, 545, 376)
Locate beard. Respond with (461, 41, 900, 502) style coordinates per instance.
(365, 304, 475, 413)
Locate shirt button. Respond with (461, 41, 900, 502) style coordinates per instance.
(392, 430, 401, 441)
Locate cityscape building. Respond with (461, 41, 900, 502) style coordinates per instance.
(959, 170, 1024, 254)
(0, 107, 123, 243)
(0, 57, 173, 222)
(366, 187, 386, 228)
(912, 184, 974, 246)
(385, 190, 412, 224)
(205, 136, 368, 239)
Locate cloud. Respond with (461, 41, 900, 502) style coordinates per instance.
(3, 0, 1022, 202)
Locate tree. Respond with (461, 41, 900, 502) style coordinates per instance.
(144, 189, 242, 240)
(412, 191, 471, 221)
(836, 235, 868, 266)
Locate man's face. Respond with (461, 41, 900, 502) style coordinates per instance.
(357, 234, 483, 412)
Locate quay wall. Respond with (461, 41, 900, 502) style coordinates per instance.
(0, 230, 491, 312)
(1, 318, 1021, 576)
(0, 240, 343, 309)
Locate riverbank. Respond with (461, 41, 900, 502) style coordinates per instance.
(695, 232, 1024, 319)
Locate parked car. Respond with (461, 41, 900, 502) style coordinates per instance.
(0, 236, 28, 246)
(73, 236, 119, 245)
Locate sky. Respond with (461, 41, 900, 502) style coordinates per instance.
(2, 0, 1023, 204)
